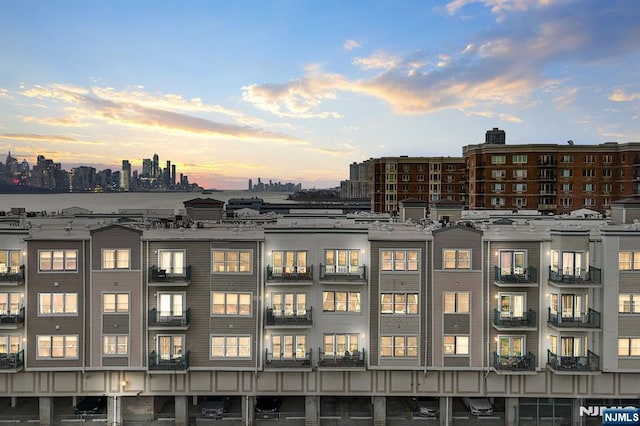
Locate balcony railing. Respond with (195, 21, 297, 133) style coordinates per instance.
(547, 307, 601, 328)
(493, 351, 536, 372)
(318, 348, 366, 368)
(493, 308, 537, 328)
(265, 307, 312, 326)
(0, 307, 25, 326)
(265, 349, 312, 368)
(319, 264, 366, 282)
(547, 349, 599, 372)
(0, 350, 24, 370)
(148, 350, 190, 371)
(493, 266, 538, 284)
(548, 267, 601, 285)
(0, 266, 25, 284)
(148, 265, 192, 284)
(148, 308, 191, 328)
(266, 265, 313, 282)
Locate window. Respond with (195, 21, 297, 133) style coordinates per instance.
(603, 155, 612, 164)
(491, 155, 506, 164)
(157, 335, 184, 360)
(582, 169, 596, 177)
(512, 155, 528, 164)
(103, 335, 128, 356)
(380, 293, 418, 315)
(0, 335, 20, 354)
(271, 293, 306, 316)
(0, 292, 21, 316)
(602, 169, 612, 178)
(550, 250, 584, 276)
(550, 293, 558, 314)
(324, 249, 360, 274)
(158, 250, 185, 276)
(212, 250, 251, 273)
(560, 294, 587, 321)
(561, 183, 573, 192)
(443, 292, 470, 313)
(619, 294, 640, 313)
(417, 175, 425, 182)
(513, 169, 527, 179)
(499, 293, 525, 318)
(491, 170, 506, 178)
(583, 183, 595, 192)
(271, 335, 306, 359)
(443, 249, 471, 270)
(323, 334, 359, 356)
(102, 249, 130, 270)
(444, 336, 469, 355)
(38, 250, 77, 272)
(560, 198, 573, 207)
(381, 250, 419, 272)
(583, 154, 596, 163)
(498, 336, 524, 357)
(583, 198, 595, 207)
(380, 335, 418, 358)
(212, 292, 251, 316)
(603, 183, 612, 193)
(0, 250, 20, 274)
(619, 252, 640, 271)
(103, 293, 129, 313)
(492, 183, 505, 192)
(512, 183, 527, 192)
(322, 291, 360, 312)
(560, 169, 573, 178)
(560, 155, 573, 163)
(157, 293, 185, 319)
(618, 338, 640, 357)
(38, 293, 78, 316)
(272, 250, 307, 274)
(491, 197, 505, 206)
(499, 250, 526, 275)
(210, 335, 251, 358)
(538, 155, 554, 165)
(37, 335, 78, 359)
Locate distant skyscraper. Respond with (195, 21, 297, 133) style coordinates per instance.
(485, 127, 506, 144)
(171, 164, 176, 187)
(121, 160, 131, 191)
(153, 153, 159, 177)
(248, 179, 253, 190)
(142, 159, 152, 177)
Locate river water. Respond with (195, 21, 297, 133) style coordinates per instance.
(0, 191, 294, 214)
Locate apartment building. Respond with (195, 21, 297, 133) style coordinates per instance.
(349, 129, 640, 215)
(1, 200, 639, 425)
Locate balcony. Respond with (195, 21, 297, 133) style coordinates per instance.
(265, 307, 312, 327)
(148, 265, 192, 286)
(493, 309, 537, 329)
(537, 204, 557, 210)
(548, 267, 601, 286)
(148, 308, 191, 329)
(319, 264, 366, 283)
(266, 265, 313, 282)
(547, 308, 601, 329)
(148, 350, 190, 371)
(0, 307, 25, 329)
(493, 266, 538, 286)
(318, 348, 366, 369)
(0, 266, 25, 285)
(264, 349, 312, 369)
(0, 350, 24, 371)
(493, 351, 536, 372)
(547, 349, 599, 373)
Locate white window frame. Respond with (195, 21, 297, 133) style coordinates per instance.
(0, 292, 21, 316)
(102, 249, 130, 270)
(444, 335, 469, 355)
(158, 249, 186, 276)
(210, 335, 251, 359)
(211, 292, 252, 316)
(0, 335, 20, 354)
(380, 250, 419, 272)
(157, 292, 185, 319)
(103, 335, 128, 356)
(271, 250, 308, 274)
(323, 333, 359, 357)
(271, 292, 306, 316)
(619, 251, 640, 271)
(380, 293, 418, 315)
(497, 335, 525, 357)
(38, 293, 78, 316)
(324, 249, 361, 273)
(38, 250, 78, 272)
(618, 338, 640, 357)
(619, 294, 640, 313)
(443, 292, 470, 313)
(212, 250, 252, 273)
(322, 291, 360, 313)
(37, 335, 79, 359)
(270, 334, 307, 359)
(499, 250, 526, 275)
(103, 292, 129, 313)
(0, 250, 20, 274)
(443, 249, 471, 270)
(380, 335, 418, 358)
(157, 334, 184, 360)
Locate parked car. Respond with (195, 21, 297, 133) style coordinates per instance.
(462, 397, 493, 416)
(200, 397, 232, 418)
(412, 397, 439, 417)
(255, 396, 282, 413)
(75, 396, 107, 416)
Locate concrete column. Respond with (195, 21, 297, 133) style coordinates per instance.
(38, 396, 53, 426)
(305, 395, 319, 426)
(440, 396, 453, 426)
(10, 396, 16, 408)
(243, 395, 255, 426)
(572, 398, 583, 426)
(108, 396, 123, 426)
(505, 397, 518, 426)
(174, 395, 188, 426)
(373, 396, 386, 426)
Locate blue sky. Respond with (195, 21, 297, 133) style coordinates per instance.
(1, 0, 639, 189)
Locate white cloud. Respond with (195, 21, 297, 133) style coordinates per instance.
(609, 89, 640, 102)
(344, 39, 362, 50)
(352, 51, 401, 71)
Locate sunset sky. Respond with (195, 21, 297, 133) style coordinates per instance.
(1, 0, 639, 189)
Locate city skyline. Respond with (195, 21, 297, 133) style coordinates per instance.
(1, 0, 639, 189)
